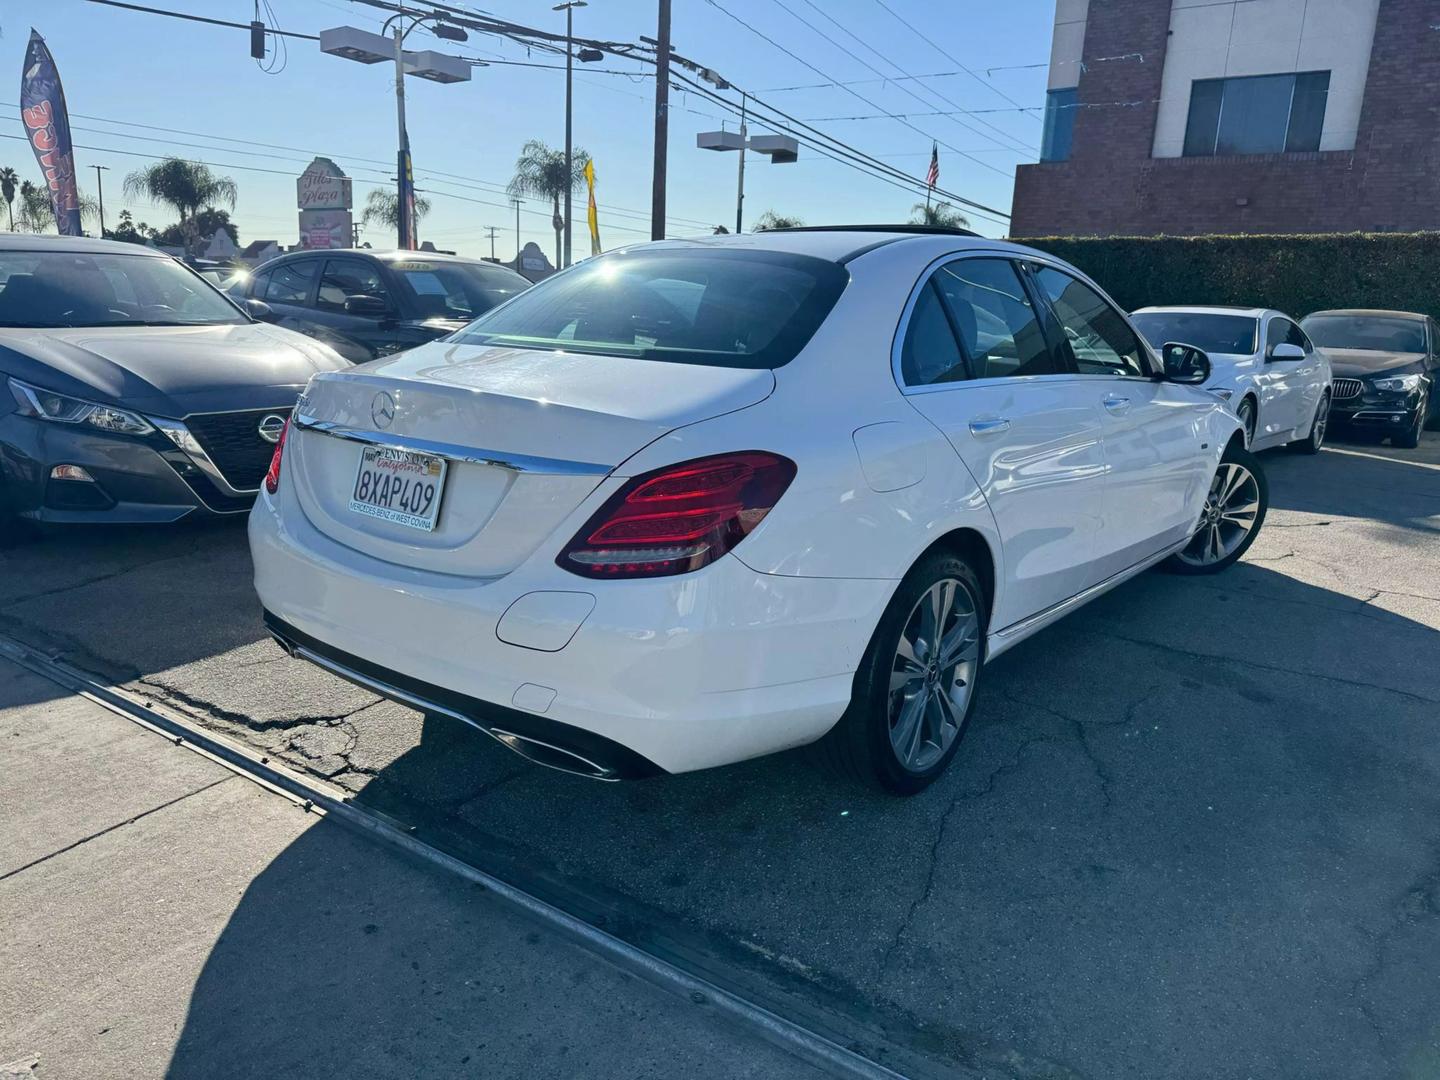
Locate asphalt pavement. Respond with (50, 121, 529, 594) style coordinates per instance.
(1, 429, 1437, 1079)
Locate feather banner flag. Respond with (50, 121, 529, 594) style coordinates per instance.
(584, 159, 601, 257)
(20, 30, 83, 236)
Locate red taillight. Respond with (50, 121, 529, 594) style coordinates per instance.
(264, 419, 289, 495)
(558, 451, 796, 579)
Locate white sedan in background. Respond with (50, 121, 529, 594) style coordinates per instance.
(1131, 306, 1332, 453)
(251, 229, 1261, 794)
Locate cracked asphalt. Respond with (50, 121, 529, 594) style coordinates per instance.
(2, 430, 1437, 1080)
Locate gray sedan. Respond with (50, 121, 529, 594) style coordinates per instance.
(0, 235, 349, 524)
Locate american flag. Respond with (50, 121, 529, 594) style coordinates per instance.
(926, 142, 939, 189)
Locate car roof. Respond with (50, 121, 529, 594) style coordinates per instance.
(1132, 305, 1273, 319)
(271, 248, 499, 266)
(629, 228, 1028, 265)
(0, 233, 168, 257)
(1302, 308, 1428, 321)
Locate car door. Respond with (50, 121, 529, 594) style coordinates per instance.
(1259, 316, 1314, 441)
(1027, 262, 1214, 584)
(306, 257, 403, 363)
(254, 258, 322, 335)
(1284, 319, 1327, 435)
(897, 254, 1107, 629)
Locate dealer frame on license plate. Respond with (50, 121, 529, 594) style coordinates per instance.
(348, 445, 448, 532)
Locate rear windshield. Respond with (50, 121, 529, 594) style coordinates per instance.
(451, 248, 849, 369)
(1300, 315, 1426, 354)
(1130, 312, 1258, 355)
(387, 259, 529, 321)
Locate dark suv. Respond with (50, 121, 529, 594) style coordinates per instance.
(243, 249, 530, 363)
(1300, 309, 1439, 448)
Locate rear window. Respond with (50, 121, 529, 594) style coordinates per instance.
(451, 249, 849, 369)
(1300, 315, 1426, 354)
(1130, 312, 1258, 355)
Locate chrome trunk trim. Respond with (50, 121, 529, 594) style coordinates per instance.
(292, 412, 613, 477)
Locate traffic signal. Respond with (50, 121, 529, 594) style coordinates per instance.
(250, 21, 266, 61)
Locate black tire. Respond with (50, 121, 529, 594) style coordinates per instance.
(1293, 392, 1330, 454)
(1236, 397, 1257, 448)
(812, 550, 986, 795)
(1162, 441, 1268, 576)
(1393, 400, 1426, 448)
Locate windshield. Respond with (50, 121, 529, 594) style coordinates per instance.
(0, 250, 247, 329)
(1130, 311, 1258, 355)
(1300, 315, 1426, 353)
(451, 248, 849, 369)
(387, 259, 529, 321)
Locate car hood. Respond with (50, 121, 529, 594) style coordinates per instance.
(0, 322, 349, 417)
(1318, 348, 1424, 377)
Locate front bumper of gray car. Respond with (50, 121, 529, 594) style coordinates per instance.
(0, 410, 278, 524)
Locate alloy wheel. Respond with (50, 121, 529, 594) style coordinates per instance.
(1237, 399, 1256, 447)
(888, 578, 980, 772)
(1176, 462, 1261, 568)
(1312, 396, 1329, 449)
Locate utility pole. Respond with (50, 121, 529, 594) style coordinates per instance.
(735, 93, 747, 234)
(485, 226, 498, 260)
(91, 164, 109, 238)
(393, 25, 414, 249)
(555, 2, 587, 268)
(650, 0, 671, 241)
(511, 197, 523, 264)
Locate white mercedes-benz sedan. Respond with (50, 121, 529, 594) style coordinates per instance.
(1130, 306, 1333, 454)
(250, 228, 1265, 793)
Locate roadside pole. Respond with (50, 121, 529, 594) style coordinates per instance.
(651, 0, 671, 241)
(393, 26, 413, 249)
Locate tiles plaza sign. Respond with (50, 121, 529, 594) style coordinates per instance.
(297, 157, 354, 249)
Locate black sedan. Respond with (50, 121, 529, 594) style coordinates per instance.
(241, 248, 530, 363)
(0, 235, 349, 525)
(1301, 309, 1440, 448)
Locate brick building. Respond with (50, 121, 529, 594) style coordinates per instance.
(1010, 0, 1440, 237)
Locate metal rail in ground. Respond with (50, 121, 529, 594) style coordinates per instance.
(0, 633, 939, 1080)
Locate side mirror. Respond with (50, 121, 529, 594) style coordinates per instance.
(244, 298, 274, 322)
(344, 294, 390, 318)
(1162, 342, 1212, 385)
(1269, 342, 1306, 362)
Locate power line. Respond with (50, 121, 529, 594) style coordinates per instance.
(81, 0, 318, 38)
(782, 0, 1035, 156)
(700, 0, 1015, 184)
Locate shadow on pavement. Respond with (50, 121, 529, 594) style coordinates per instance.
(164, 557, 1440, 1080)
(1261, 429, 1440, 532)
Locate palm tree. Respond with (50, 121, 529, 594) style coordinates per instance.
(753, 210, 804, 231)
(122, 158, 238, 257)
(506, 139, 590, 269)
(361, 188, 432, 243)
(910, 201, 970, 230)
(0, 168, 17, 231)
(14, 181, 100, 233)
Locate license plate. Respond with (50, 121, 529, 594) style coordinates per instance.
(348, 446, 447, 532)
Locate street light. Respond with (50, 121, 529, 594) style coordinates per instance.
(696, 112, 799, 234)
(320, 23, 470, 249)
(554, 1, 589, 268)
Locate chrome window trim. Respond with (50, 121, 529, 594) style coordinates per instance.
(890, 248, 1161, 395)
(291, 412, 613, 477)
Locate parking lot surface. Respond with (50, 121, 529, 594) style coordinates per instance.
(2, 432, 1437, 1079)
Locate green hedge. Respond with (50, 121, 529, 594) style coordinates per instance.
(1022, 232, 1440, 322)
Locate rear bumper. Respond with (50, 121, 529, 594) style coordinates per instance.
(248, 485, 895, 776)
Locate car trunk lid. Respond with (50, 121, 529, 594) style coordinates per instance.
(287, 341, 775, 576)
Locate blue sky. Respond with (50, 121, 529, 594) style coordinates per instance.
(6, 1, 1056, 255)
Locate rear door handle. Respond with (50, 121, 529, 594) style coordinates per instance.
(968, 417, 1011, 436)
(1102, 395, 1132, 414)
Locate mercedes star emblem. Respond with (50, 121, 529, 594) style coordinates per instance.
(372, 391, 396, 429)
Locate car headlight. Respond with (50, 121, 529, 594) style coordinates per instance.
(1371, 373, 1422, 393)
(1209, 387, 1235, 401)
(7, 377, 154, 436)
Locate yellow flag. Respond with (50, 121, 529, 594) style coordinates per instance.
(584, 159, 601, 257)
